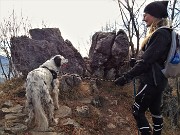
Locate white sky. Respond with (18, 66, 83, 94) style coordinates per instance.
(0, 0, 147, 57)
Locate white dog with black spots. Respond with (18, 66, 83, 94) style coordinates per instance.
(25, 55, 68, 131)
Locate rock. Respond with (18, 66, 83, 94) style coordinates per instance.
(5, 113, 26, 121)
(10, 28, 130, 80)
(10, 28, 87, 76)
(107, 123, 116, 129)
(75, 105, 90, 117)
(5, 123, 27, 134)
(29, 131, 58, 135)
(2, 100, 13, 108)
(59, 74, 82, 91)
(89, 29, 129, 79)
(60, 118, 80, 127)
(91, 96, 105, 107)
(55, 106, 72, 118)
(59, 74, 84, 100)
(72, 127, 91, 135)
(79, 97, 93, 104)
(113, 116, 129, 127)
(0, 127, 5, 135)
(2, 104, 23, 113)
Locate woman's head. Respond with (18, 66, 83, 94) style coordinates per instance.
(143, 1, 169, 27)
(141, 1, 169, 49)
(144, 1, 168, 19)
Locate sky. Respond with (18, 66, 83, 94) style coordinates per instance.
(0, 0, 147, 57)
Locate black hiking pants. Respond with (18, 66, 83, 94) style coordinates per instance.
(132, 83, 164, 135)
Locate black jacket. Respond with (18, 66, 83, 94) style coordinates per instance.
(127, 28, 172, 87)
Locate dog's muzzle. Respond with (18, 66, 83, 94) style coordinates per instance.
(61, 59, 68, 68)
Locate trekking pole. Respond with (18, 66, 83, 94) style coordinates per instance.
(133, 78, 136, 96)
(133, 78, 140, 135)
(176, 77, 180, 106)
(130, 57, 140, 135)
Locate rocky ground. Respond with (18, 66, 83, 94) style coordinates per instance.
(0, 77, 179, 135)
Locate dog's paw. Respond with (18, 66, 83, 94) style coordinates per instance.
(25, 119, 29, 123)
(54, 105, 59, 110)
(54, 118, 59, 124)
(25, 119, 32, 127)
(50, 118, 59, 126)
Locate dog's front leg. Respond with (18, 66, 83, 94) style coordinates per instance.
(52, 79, 60, 110)
(52, 89, 59, 110)
(44, 88, 58, 126)
(47, 99, 58, 126)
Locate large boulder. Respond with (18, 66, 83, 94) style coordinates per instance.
(10, 28, 87, 76)
(89, 29, 129, 79)
(10, 28, 130, 80)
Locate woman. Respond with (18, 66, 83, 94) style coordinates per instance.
(114, 1, 171, 135)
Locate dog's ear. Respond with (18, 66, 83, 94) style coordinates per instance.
(54, 56, 61, 67)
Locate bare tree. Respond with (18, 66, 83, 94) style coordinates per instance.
(169, 0, 180, 29)
(101, 20, 118, 32)
(116, 0, 146, 58)
(0, 10, 32, 80)
(115, 0, 180, 57)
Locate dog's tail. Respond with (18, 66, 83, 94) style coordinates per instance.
(26, 82, 49, 131)
(33, 99, 49, 131)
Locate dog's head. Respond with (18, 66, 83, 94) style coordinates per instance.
(40, 55, 68, 73)
(53, 55, 68, 68)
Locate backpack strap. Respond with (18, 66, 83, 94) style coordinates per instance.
(176, 33, 180, 48)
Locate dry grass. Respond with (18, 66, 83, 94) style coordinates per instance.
(0, 77, 25, 107)
(0, 77, 180, 135)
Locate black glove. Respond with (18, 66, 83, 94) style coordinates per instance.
(114, 74, 133, 86)
(114, 75, 128, 86)
(129, 58, 136, 68)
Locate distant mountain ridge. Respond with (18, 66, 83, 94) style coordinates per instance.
(0, 55, 9, 82)
(0, 55, 8, 63)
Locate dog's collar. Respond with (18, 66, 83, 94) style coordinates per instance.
(41, 66, 57, 79)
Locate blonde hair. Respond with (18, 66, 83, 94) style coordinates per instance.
(141, 18, 169, 49)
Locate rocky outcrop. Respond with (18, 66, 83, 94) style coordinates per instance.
(10, 28, 87, 76)
(89, 29, 130, 79)
(10, 28, 130, 80)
